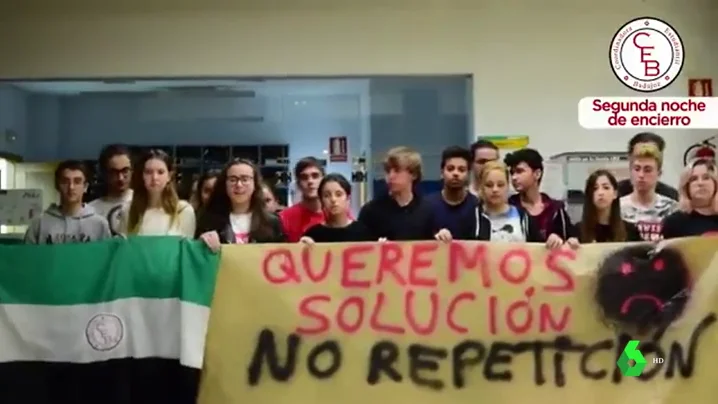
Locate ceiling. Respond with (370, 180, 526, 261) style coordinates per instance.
(0, 0, 674, 15)
(0, 0, 490, 15)
(11, 78, 368, 96)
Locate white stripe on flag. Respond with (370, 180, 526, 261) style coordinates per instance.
(0, 297, 209, 369)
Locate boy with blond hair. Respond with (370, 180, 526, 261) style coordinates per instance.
(620, 143, 677, 241)
(357, 146, 436, 240)
(617, 132, 679, 200)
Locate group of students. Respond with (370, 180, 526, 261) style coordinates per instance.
(23, 132, 718, 248)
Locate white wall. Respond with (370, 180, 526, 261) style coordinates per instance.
(1, 0, 716, 187)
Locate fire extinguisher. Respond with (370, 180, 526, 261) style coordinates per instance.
(683, 136, 717, 165)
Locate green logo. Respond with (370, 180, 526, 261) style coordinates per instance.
(617, 340, 647, 376)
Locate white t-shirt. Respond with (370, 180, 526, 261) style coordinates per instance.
(620, 194, 677, 241)
(487, 205, 526, 242)
(229, 213, 252, 244)
(119, 200, 196, 238)
(89, 190, 133, 233)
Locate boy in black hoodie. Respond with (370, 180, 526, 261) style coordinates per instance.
(504, 148, 574, 247)
(358, 146, 436, 240)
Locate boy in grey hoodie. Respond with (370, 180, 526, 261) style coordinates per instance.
(24, 160, 112, 245)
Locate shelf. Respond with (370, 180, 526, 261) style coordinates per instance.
(231, 146, 259, 162)
(84, 144, 289, 203)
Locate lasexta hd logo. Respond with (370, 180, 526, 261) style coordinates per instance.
(617, 340, 647, 376)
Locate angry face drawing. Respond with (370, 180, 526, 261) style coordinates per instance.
(595, 244, 691, 333)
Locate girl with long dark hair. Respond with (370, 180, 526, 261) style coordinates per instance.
(191, 169, 220, 214)
(300, 173, 373, 243)
(261, 181, 284, 214)
(118, 149, 195, 237)
(570, 169, 640, 245)
(196, 159, 286, 251)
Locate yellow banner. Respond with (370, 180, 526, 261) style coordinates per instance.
(477, 135, 529, 149)
(199, 238, 718, 404)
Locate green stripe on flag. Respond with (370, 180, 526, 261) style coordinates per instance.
(0, 237, 219, 306)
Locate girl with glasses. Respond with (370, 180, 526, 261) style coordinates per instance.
(196, 159, 286, 252)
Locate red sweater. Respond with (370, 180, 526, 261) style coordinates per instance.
(279, 204, 325, 242)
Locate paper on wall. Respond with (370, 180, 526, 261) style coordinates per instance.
(0, 189, 43, 226)
(540, 161, 566, 200)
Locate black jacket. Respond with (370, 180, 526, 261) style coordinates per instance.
(617, 179, 679, 201)
(472, 204, 544, 242)
(508, 193, 575, 241)
(575, 220, 642, 242)
(195, 212, 286, 244)
(358, 193, 436, 241)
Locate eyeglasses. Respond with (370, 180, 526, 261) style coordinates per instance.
(109, 167, 131, 177)
(227, 175, 254, 186)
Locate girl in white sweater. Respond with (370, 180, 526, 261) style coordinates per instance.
(119, 149, 195, 238)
